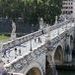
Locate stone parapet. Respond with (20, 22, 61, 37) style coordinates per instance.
(1, 19, 73, 52)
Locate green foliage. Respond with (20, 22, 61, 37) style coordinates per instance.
(0, 34, 9, 41)
(0, 0, 62, 24)
(0, 0, 24, 21)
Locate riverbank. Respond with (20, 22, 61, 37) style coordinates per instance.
(0, 34, 9, 42)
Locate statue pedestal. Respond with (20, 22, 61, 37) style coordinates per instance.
(11, 33, 16, 40)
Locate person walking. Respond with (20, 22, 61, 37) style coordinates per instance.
(14, 48, 17, 58)
(18, 48, 21, 56)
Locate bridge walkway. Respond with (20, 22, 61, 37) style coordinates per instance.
(0, 20, 74, 67)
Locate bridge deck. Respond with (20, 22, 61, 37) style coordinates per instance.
(0, 21, 74, 67)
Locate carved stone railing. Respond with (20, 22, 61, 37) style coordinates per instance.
(51, 27, 74, 46)
(4, 44, 47, 72)
(1, 19, 73, 52)
(4, 23, 75, 72)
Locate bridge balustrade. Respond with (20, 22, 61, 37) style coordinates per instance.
(0, 18, 74, 69)
(1, 19, 73, 51)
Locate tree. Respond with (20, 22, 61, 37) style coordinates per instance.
(0, 0, 62, 28)
(0, 0, 24, 20)
(29, 0, 62, 24)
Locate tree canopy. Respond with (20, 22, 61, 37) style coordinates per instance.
(0, 0, 62, 24)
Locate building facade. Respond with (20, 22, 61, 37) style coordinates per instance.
(62, 0, 73, 14)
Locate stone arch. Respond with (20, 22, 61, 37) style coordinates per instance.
(26, 67, 41, 75)
(24, 62, 43, 75)
(54, 45, 64, 64)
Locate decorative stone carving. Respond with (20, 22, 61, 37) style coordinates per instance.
(14, 62, 23, 71)
(11, 21, 16, 40)
(39, 18, 44, 29)
(2, 18, 75, 74)
(5, 45, 46, 72)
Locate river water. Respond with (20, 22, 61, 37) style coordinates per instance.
(57, 53, 75, 75)
(47, 64, 75, 75)
(46, 52, 75, 75)
(57, 70, 75, 75)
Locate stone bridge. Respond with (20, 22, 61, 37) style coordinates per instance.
(0, 17, 75, 75)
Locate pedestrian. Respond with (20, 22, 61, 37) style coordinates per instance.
(3, 50, 7, 58)
(38, 37, 42, 43)
(18, 48, 21, 56)
(34, 38, 36, 42)
(42, 30, 44, 34)
(14, 48, 17, 59)
(14, 48, 17, 52)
